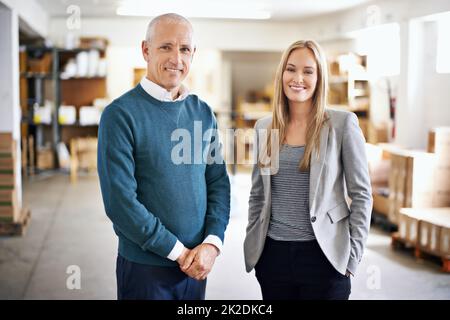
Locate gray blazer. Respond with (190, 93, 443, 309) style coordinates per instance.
(244, 108, 373, 275)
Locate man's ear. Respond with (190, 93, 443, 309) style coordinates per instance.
(141, 40, 149, 62)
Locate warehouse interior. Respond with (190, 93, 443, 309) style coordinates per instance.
(0, 0, 449, 299)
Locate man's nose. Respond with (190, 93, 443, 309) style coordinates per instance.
(169, 49, 182, 65)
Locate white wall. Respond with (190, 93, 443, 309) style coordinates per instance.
(47, 17, 304, 104)
(45, 0, 450, 148)
(422, 21, 450, 145)
(0, 0, 48, 37)
(295, 0, 450, 148)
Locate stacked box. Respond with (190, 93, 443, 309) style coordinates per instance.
(428, 128, 450, 207)
(387, 148, 442, 225)
(417, 208, 450, 256)
(404, 151, 436, 208)
(400, 208, 450, 258)
(398, 208, 426, 245)
(0, 133, 19, 222)
(388, 152, 408, 224)
(440, 225, 450, 258)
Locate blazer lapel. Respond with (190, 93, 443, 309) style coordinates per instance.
(309, 123, 330, 212)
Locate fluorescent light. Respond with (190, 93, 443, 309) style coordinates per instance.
(116, 0, 271, 20)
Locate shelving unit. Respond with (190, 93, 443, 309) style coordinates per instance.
(328, 53, 370, 138)
(20, 42, 108, 173)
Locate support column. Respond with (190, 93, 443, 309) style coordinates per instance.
(0, 3, 22, 205)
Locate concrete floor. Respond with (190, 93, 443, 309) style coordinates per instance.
(0, 172, 449, 300)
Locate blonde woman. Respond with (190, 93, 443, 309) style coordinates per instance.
(244, 40, 372, 300)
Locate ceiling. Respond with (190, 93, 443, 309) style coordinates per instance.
(36, 0, 374, 21)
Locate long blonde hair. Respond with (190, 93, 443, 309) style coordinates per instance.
(261, 40, 329, 171)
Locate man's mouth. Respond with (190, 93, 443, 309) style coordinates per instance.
(165, 67, 182, 73)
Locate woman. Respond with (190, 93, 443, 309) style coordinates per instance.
(243, 40, 372, 300)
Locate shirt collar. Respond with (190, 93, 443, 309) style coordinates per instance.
(140, 77, 190, 102)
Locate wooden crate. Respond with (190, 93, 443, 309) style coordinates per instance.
(428, 127, 450, 156)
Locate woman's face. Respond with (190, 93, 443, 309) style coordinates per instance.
(282, 48, 318, 105)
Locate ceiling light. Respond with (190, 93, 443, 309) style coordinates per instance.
(116, 0, 271, 20)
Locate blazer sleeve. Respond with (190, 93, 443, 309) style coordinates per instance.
(342, 112, 373, 274)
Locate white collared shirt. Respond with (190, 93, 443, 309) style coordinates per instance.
(140, 77, 190, 102)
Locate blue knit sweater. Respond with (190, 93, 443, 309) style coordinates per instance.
(98, 84, 230, 267)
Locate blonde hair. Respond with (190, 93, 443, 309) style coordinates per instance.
(261, 40, 329, 171)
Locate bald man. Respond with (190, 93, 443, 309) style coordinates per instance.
(98, 13, 230, 300)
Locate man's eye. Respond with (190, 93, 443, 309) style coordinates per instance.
(160, 46, 170, 50)
(181, 48, 191, 53)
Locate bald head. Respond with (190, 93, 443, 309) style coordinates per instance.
(145, 13, 194, 43)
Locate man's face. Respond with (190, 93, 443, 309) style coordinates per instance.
(142, 21, 195, 92)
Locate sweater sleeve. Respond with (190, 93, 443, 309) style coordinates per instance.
(97, 104, 179, 258)
(203, 116, 231, 243)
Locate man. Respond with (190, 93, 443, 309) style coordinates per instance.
(98, 13, 230, 300)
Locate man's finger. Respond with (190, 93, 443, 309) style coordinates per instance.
(181, 251, 196, 271)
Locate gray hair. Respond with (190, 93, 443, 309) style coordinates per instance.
(145, 13, 194, 42)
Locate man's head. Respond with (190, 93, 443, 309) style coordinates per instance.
(142, 13, 196, 94)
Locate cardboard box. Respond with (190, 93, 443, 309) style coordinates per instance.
(428, 127, 450, 156)
(401, 208, 450, 257)
(27, 52, 52, 74)
(440, 226, 450, 258)
(0, 132, 13, 148)
(37, 148, 54, 170)
(0, 157, 14, 172)
(0, 173, 15, 188)
(368, 122, 388, 144)
(404, 151, 436, 208)
(398, 209, 423, 244)
(419, 219, 441, 254)
(388, 152, 408, 224)
(0, 189, 19, 222)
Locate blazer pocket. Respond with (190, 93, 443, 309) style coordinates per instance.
(327, 201, 350, 224)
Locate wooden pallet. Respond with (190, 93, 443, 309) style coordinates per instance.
(391, 232, 450, 273)
(0, 208, 31, 236)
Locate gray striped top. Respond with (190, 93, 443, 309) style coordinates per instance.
(268, 144, 316, 241)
